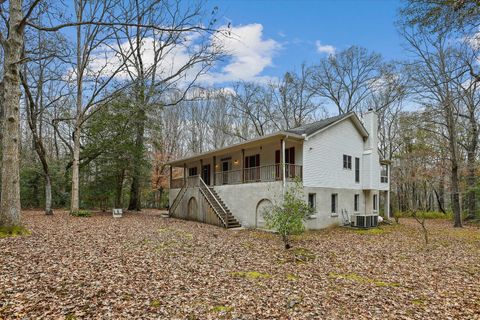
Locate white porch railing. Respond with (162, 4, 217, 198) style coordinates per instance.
(214, 164, 302, 186)
(171, 165, 303, 188)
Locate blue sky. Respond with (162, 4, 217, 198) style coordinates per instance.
(209, 0, 403, 82)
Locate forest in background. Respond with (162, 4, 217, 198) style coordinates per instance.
(0, 0, 478, 228)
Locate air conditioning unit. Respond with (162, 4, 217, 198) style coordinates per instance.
(352, 214, 378, 228)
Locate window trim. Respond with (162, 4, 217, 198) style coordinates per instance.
(308, 193, 316, 212)
(355, 157, 360, 183)
(380, 164, 388, 183)
(188, 167, 198, 177)
(331, 193, 338, 215)
(354, 194, 359, 213)
(343, 154, 352, 170)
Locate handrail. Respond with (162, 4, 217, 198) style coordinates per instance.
(198, 177, 228, 228)
(169, 184, 187, 215)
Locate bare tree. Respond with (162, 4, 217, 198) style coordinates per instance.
(309, 46, 382, 114)
(0, 0, 38, 227)
(401, 0, 480, 34)
(109, 0, 223, 211)
(453, 42, 480, 220)
(269, 65, 319, 130)
(401, 26, 465, 227)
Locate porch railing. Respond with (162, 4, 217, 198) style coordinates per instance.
(171, 165, 303, 188)
(214, 164, 303, 186)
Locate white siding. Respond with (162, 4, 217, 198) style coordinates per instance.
(303, 119, 364, 189)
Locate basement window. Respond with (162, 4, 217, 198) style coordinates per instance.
(331, 193, 338, 214)
(354, 194, 359, 212)
(308, 193, 316, 212)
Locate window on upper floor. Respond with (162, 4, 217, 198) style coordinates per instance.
(343, 155, 352, 170)
(355, 157, 360, 183)
(380, 164, 388, 183)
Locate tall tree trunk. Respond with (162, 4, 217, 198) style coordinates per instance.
(446, 103, 462, 227)
(71, 4, 83, 213)
(465, 112, 478, 220)
(0, 81, 4, 204)
(21, 71, 54, 215)
(0, 0, 24, 227)
(71, 124, 81, 212)
(45, 174, 53, 215)
(128, 108, 145, 211)
(115, 168, 125, 208)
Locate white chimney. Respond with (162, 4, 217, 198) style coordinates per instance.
(361, 109, 380, 190)
(363, 109, 378, 151)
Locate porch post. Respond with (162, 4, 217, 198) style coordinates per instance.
(242, 149, 245, 183)
(169, 165, 173, 188)
(281, 138, 286, 191)
(183, 163, 187, 186)
(213, 156, 216, 185)
(200, 159, 203, 180)
(386, 164, 391, 219)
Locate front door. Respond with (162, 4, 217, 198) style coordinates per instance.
(202, 164, 211, 185)
(222, 161, 230, 184)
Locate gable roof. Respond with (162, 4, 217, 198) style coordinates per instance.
(167, 112, 369, 166)
(286, 112, 369, 138)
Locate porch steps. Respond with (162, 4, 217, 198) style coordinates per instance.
(205, 187, 241, 228)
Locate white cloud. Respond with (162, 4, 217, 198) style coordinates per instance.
(86, 23, 279, 87)
(204, 23, 281, 84)
(315, 40, 336, 55)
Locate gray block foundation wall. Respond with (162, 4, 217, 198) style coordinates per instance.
(169, 182, 380, 230)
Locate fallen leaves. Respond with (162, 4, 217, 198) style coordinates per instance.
(0, 210, 479, 319)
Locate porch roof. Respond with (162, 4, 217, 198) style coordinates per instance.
(167, 131, 304, 167)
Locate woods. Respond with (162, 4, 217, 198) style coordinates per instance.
(0, 1, 479, 319)
(0, 0, 478, 227)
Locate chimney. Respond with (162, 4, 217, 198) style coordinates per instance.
(363, 109, 378, 151)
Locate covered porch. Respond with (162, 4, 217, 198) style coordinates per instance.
(169, 132, 305, 188)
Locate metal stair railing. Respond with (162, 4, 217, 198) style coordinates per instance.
(169, 185, 187, 216)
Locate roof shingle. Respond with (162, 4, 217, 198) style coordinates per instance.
(286, 112, 353, 136)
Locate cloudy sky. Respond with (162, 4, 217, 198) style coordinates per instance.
(208, 0, 402, 84)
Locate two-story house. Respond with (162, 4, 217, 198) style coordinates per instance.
(167, 110, 390, 229)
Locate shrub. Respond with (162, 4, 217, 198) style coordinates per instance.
(263, 180, 312, 249)
(71, 210, 92, 217)
(397, 211, 452, 220)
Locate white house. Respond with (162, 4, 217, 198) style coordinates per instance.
(167, 110, 390, 229)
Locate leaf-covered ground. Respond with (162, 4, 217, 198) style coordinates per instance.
(1, 210, 479, 319)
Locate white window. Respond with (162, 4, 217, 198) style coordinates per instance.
(373, 194, 378, 211)
(354, 194, 359, 212)
(343, 155, 352, 169)
(308, 193, 316, 212)
(355, 157, 360, 183)
(380, 165, 388, 183)
(331, 193, 338, 214)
